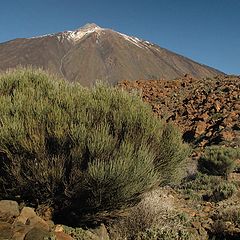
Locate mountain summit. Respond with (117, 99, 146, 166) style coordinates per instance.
(0, 23, 223, 86)
(79, 23, 102, 30)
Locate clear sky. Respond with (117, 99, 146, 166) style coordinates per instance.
(0, 0, 239, 74)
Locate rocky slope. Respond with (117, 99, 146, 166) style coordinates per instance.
(118, 75, 240, 148)
(0, 23, 222, 86)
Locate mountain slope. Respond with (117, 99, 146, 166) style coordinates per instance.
(0, 23, 223, 86)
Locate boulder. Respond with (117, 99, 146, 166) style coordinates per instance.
(14, 207, 50, 231)
(55, 231, 74, 240)
(220, 131, 235, 141)
(0, 221, 13, 239)
(195, 121, 207, 136)
(0, 200, 20, 222)
(24, 227, 51, 240)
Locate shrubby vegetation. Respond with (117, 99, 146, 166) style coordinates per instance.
(180, 172, 238, 202)
(211, 182, 237, 202)
(210, 207, 240, 239)
(137, 228, 192, 240)
(180, 172, 220, 192)
(108, 189, 193, 240)
(198, 146, 240, 178)
(0, 68, 189, 222)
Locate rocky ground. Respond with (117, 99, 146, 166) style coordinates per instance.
(0, 200, 110, 239)
(117, 75, 240, 239)
(118, 75, 240, 149)
(1, 184, 240, 240)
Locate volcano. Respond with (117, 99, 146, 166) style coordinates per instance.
(0, 23, 223, 86)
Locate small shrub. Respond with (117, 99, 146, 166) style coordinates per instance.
(211, 113, 223, 121)
(234, 158, 240, 173)
(62, 226, 96, 240)
(213, 207, 240, 225)
(137, 228, 192, 240)
(44, 236, 56, 240)
(0, 68, 189, 223)
(179, 173, 235, 202)
(108, 188, 192, 240)
(180, 172, 221, 192)
(182, 189, 202, 201)
(211, 182, 237, 202)
(211, 207, 240, 238)
(198, 146, 240, 178)
(177, 212, 189, 222)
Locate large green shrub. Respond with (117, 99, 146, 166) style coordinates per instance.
(198, 146, 240, 178)
(0, 68, 189, 222)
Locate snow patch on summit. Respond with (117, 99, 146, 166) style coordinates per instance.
(117, 32, 151, 49)
(63, 24, 104, 42)
(29, 24, 104, 44)
(29, 23, 153, 49)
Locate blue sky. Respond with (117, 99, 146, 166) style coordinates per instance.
(0, 0, 239, 74)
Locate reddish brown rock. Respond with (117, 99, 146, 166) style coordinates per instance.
(55, 231, 74, 240)
(199, 112, 209, 121)
(220, 131, 235, 141)
(14, 207, 50, 231)
(195, 121, 208, 136)
(214, 100, 221, 112)
(118, 75, 240, 148)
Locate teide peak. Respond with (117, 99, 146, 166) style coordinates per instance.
(0, 23, 222, 86)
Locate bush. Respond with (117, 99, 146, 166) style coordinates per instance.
(137, 228, 192, 240)
(198, 146, 240, 178)
(180, 173, 217, 201)
(0, 68, 189, 223)
(61, 226, 97, 240)
(211, 207, 240, 238)
(212, 207, 240, 225)
(180, 172, 238, 202)
(180, 172, 221, 192)
(108, 188, 193, 240)
(211, 182, 237, 202)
